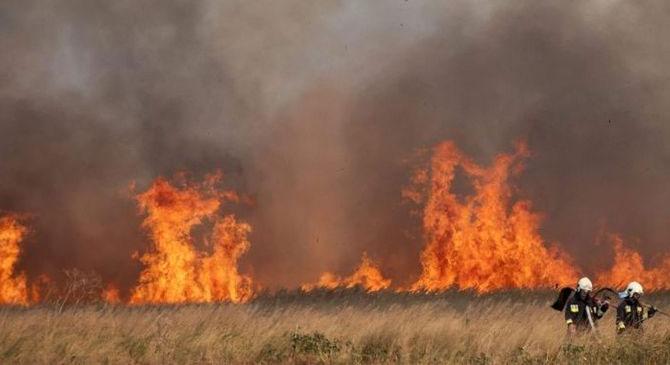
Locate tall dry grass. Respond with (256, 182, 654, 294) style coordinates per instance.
(1, 289, 670, 364)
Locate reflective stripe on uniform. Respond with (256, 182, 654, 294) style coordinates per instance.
(570, 304, 579, 313)
(617, 322, 626, 329)
(625, 305, 632, 313)
(566, 319, 573, 325)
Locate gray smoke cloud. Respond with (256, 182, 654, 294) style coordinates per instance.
(1, 1, 670, 290)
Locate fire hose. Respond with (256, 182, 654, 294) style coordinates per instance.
(585, 301, 597, 333)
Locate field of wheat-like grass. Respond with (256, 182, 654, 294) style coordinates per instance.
(1, 290, 670, 364)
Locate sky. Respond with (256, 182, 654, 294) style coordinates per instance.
(1, 0, 670, 290)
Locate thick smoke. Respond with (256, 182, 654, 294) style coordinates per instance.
(1, 1, 670, 290)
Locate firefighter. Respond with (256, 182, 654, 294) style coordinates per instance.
(564, 277, 609, 334)
(616, 281, 657, 333)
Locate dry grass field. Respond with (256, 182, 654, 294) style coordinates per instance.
(1, 290, 670, 364)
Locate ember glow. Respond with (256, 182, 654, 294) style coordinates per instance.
(0, 215, 30, 305)
(406, 141, 578, 293)
(129, 174, 253, 304)
(302, 253, 391, 292)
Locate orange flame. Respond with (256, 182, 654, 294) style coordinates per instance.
(0, 214, 30, 305)
(9, 140, 670, 303)
(407, 141, 577, 293)
(102, 284, 121, 304)
(597, 234, 670, 291)
(302, 253, 391, 292)
(129, 174, 253, 304)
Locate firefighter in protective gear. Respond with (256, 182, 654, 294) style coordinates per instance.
(616, 281, 657, 333)
(564, 277, 609, 334)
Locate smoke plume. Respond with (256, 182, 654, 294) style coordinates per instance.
(2, 1, 670, 290)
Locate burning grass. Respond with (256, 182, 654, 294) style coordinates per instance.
(2, 289, 670, 364)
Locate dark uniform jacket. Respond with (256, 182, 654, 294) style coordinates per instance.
(616, 297, 654, 332)
(564, 293, 607, 331)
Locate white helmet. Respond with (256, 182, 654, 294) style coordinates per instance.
(626, 281, 644, 296)
(577, 277, 593, 292)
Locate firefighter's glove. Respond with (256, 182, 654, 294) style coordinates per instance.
(600, 301, 609, 312)
(649, 306, 658, 317)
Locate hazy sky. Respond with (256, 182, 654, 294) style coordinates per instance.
(2, 1, 670, 290)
